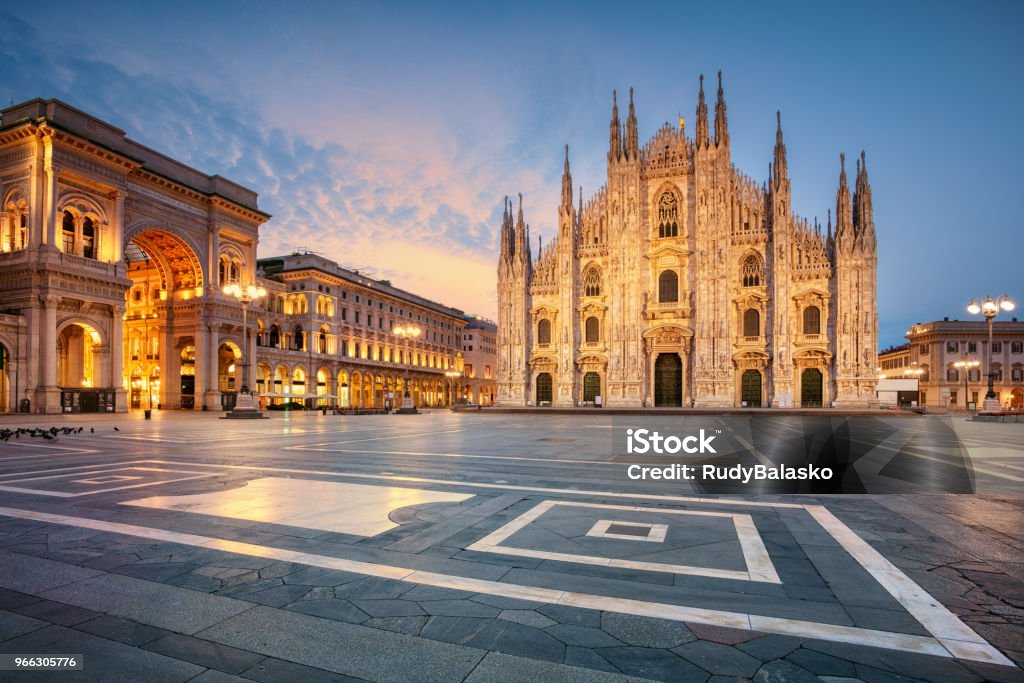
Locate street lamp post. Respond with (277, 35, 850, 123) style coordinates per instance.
(444, 370, 461, 409)
(394, 323, 422, 414)
(967, 295, 1015, 411)
(953, 357, 979, 414)
(223, 282, 268, 418)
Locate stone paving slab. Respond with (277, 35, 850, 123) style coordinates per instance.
(463, 651, 650, 682)
(2, 625, 206, 682)
(196, 604, 484, 682)
(0, 548, 103, 593)
(39, 570, 254, 635)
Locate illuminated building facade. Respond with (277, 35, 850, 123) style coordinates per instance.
(461, 316, 497, 405)
(497, 74, 879, 408)
(881, 318, 1024, 410)
(0, 99, 267, 414)
(253, 253, 466, 409)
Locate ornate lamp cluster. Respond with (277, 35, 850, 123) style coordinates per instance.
(966, 295, 1015, 410)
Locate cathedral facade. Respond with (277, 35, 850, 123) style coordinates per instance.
(497, 74, 879, 408)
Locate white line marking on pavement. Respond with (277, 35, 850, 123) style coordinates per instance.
(0, 504, 1010, 666)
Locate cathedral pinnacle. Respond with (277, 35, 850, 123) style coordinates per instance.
(695, 74, 709, 149)
(714, 70, 728, 147)
(625, 87, 639, 159)
(561, 144, 573, 212)
(609, 90, 621, 163)
(772, 110, 787, 185)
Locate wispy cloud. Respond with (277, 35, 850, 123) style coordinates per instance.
(0, 12, 531, 318)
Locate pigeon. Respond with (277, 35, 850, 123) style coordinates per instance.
(113, 427, 120, 431)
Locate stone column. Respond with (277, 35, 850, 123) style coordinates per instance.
(0, 212, 10, 252)
(41, 142, 59, 248)
(36, 295, 61, 413)
(110, 305, 127, 412)
(193, 323, 208, 411)
(205, 325, 220, 410)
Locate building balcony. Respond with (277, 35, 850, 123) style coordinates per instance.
(735, 335, 766, 346)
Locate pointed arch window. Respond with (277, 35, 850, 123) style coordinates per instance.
(585, 316, 600, 343)
(657, 191, 679, 238)
(537, 319, 552, 345)
(658, 270, 679, 303)
(741, 253, 763, 287)
(583, 267, 601, 297)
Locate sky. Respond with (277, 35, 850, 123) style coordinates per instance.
(1, 1, 1021, 347)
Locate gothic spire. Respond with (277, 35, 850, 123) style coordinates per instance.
(513, 193, 526, 262)
(561, 144, 573, 213)
(772, 111, 787, 186)
(853, 150, 875, 250)
(695, 74, 709, 149)
(499, 196, 511, 263)
(714, 70, 728, 147)
(835, 153, 852, 246)
(608, 90, 621, 163)
(625, 87, 639, 159)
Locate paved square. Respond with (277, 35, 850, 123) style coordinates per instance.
(0, 411, 1021, 682)
(468, 500, 778, 583)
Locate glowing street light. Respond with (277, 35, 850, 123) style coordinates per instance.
(394, 323, 422, 414)
(223, 282, 267, 416)
(953, 357, 980, 414)
(966, 294, 1015, 411)
(444, 369, 462, 409)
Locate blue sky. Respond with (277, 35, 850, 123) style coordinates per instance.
(2, 1, 1021, 346)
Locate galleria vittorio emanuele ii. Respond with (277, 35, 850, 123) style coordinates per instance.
(496, 74, 879, 408)
(0, 99, 468, 414)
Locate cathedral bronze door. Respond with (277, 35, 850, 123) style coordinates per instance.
(741, 369, 762, 407)
(536, 373, 553, 405)
(583, 372, 601, 403)
(654, 354, 682, 407)
(801, 368, 823, 407)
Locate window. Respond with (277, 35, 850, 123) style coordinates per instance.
(950, 390, 958, 405)
(992, 341, 1002, 353)
(947, 342, 958, 353)
(537, 319, 551, 345)
(81, 217, 95, 259)
(658, 270, 678, 303)
(656, 191, 679, 238)
(968, 342, 977, 353)
(992, 364, 1003, 382)
(947, 368, 959, 382)
(1012, 367, 1023, 382)
(919, 344, 928, 354)
(743, 309, 760, 338)
(585, 316, 599, 343)
(583, 267, 601, 297)
(968, 369, 981, 382)
(1013, 342, 1023, 354)
(294, 326, 305, 351)
(62, 211, 75, 253)
(741, 253, 763, 287)
(269, 325, 280, 348)
(803, 306, 821, 335)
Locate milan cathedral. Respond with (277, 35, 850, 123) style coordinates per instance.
(496, 73, 878, 408)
